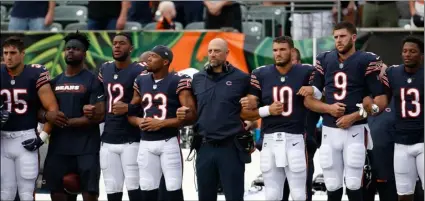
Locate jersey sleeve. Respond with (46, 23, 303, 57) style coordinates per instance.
(97, 63, 106, 83)
(133, 76, 142, 96)
(89, 76, 105, 104)
(176, 74, 192, 94)
(249, 68, 262, 98)
(303, 64, 315, 86)
(33, 64, 51, 90)
(311, 54, 325, 92)
(364, 54, 386, 97)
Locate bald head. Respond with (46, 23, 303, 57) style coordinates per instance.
(139, 51, 151, 63)
(209, 38, 228, 52)
(207, 38, 229, 68)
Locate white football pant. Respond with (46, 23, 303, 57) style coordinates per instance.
(261, 133, 307, 201)
(394, 143, 424, 195)
(320, 124, 371, 191)
(100, 142, 140, 194)
(1, 129, 39, 201)
(137, 136, 183, 191)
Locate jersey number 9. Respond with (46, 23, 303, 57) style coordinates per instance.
(334, 72, 347, 100)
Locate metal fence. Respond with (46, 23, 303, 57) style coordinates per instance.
(242, 3, 336, 39)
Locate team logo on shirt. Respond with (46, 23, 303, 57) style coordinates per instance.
(226, 81, 232, 86)
(55, 84, 86, 93)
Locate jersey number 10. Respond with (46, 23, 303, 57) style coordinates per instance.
(272, 86, 293, 116)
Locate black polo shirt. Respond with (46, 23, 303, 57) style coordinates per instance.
(192, 63, 250, 140)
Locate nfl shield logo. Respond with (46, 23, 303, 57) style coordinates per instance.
(407, 78, 412, 83)
(10, 80, 15, 85)
(113, 74, 118, 80)
(280, 77, 285, 82)
(339, 63, 344, 69)
(153, 84, 157, 90)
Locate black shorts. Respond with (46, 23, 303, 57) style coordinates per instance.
(43, 153, 100, 193)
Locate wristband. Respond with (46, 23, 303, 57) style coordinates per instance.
(259, 106, 271, 118)
(39, 131, 49, 142)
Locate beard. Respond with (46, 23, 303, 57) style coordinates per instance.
(113, 51, 130, 62)
(337, 40, 353, 54)
(209, 60, 224, 68)
(275, 59, 290, 67)
(65, 58, 83, 66)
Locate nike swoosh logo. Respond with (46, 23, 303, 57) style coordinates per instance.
(352, 133, 359, 137)
(292, 142, 299, 146)
(98, 95, 104, 99)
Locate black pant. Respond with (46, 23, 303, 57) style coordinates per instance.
(196, 138, 245, 201)
(282, 141, 317, 201)
(43, 153, 100, 193)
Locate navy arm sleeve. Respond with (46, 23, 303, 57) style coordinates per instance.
(311, 55, 325, 91)
(128, 76, 142, 117)
(33, 64, 51, 90)
(249, 68, 262, 98)
(365, 54, 386, 97)
(89, 77, 104, 104)
(176, 74, 192, 94)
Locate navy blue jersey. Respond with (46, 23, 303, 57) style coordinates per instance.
(98, 61, 147, 144)
(134, 72, 192, 141)
(311, 50, 385, 128)
(48, 69, 103, 155)
(382, 65, 424, 145)
(0, 64, 50, 131)
(250, 64, 314, 134)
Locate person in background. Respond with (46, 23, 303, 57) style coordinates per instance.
(409, 0, 424, 27)
(204, 1, 242, 32)
(362, 1, 399, 27)
(87, 1, 130, 30)
(174, 1, 204, 27)
(333, 1, 358, 25)
(128, 1, 153, 26)
(8, 1, 55, 31)
(155, 1, 177, 30)
(291, 47, 301, 64)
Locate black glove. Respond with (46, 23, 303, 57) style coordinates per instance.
(1, 105, 10, 127)
(22, 135, 45, 151)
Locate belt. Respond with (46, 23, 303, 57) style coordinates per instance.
(202, 136, 234, 148)
(1, 129, 34, 139)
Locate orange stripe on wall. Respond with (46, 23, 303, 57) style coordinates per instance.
(170, 32, 203, 72)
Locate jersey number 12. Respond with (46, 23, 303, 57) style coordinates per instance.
(107, 83, 124, 113)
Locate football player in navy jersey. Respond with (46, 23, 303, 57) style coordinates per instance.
(381, 36, 424, 201)
(39, 32, 105, 201)
(84, 33, 146, 201)
(0, 36, 66, 201)
(303, 21, 388, 201)
(128, 45, 196, 201)
(240, 36, 313, 201)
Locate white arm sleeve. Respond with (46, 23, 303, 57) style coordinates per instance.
(312, 86, 323, 100)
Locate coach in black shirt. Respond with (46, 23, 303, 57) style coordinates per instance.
(190, 38, 253, 201)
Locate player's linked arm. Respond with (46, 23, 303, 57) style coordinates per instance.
(128, 90, 143, 127)
(240, 95, 261, 121)
(304, 95, 331, 114)
(177, 89, 197, 126)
